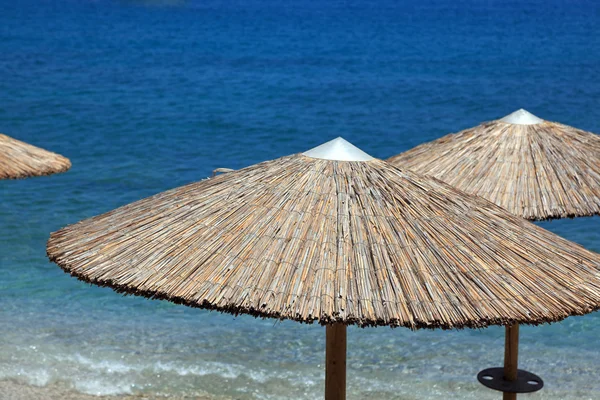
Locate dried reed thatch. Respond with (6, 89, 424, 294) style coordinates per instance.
(48, 138, 600, 330)
(0, 133, 71, 179)
(387, 109, 600, 221)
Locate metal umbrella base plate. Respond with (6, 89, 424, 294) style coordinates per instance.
(477, 368, 544, 393)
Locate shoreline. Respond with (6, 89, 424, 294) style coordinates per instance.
(0, 379, 220, 400)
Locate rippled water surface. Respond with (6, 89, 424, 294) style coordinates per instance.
(1, 0, 600, 399)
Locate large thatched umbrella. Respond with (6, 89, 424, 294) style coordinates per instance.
(48, 138, 600, 400)
(387, 109, 600, 221)
(0, 133, 71, 179)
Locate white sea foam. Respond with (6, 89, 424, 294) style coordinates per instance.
(74, 379, 134, 396)
(17, 368, 51, 387)
(153, 360, 272, 382)
(60, 353, 139, 374)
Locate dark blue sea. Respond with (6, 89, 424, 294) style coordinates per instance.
(1, 0, 600, 399)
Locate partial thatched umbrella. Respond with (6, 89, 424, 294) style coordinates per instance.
(0, 133, 71, 179)
(387, 109, 600, 221)
(48, 138, 600, 400)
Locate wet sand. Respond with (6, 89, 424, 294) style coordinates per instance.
(0, 379, 221, 400)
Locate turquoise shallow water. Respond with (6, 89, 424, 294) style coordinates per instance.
(1, 0, 600, 398)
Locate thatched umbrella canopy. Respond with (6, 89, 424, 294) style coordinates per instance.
(0, 133, 71, 179)
(387, 109, 600, 221)
(48, 138, 600, 400)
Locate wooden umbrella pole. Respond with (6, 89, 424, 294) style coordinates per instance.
(325, 324, 347, 400)
(503, 324, 519, 400)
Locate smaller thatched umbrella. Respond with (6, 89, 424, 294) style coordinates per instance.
(387, 109, 600, 221)
(48, 138, 600, 400)
(388, 109, 600, 398)
(0, 133, 71, 179)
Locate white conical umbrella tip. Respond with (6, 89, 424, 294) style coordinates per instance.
(499, 109, 544, 125)
(303, 137, 374, 161)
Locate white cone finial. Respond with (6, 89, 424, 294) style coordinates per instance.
(303, 137, 374, 161)
(499, 109, 544, 125)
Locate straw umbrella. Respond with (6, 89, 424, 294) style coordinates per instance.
(48, 137, 600, 400)
(387, 109, 600, 398)
(0, 133, 71, 179)
(387, 109, 600, 221)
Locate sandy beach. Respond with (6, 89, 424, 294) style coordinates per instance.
(0, 379, 222, 400)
